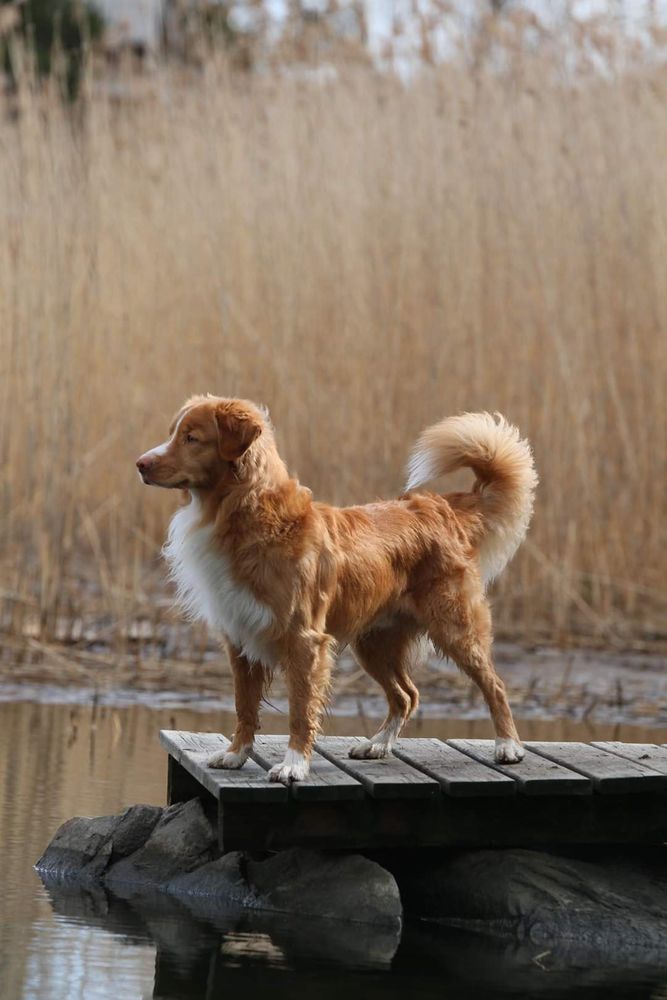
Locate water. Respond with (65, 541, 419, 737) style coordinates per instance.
(2, 695, 667, 1000)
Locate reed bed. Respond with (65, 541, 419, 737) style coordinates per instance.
(1, 35, 666, 671)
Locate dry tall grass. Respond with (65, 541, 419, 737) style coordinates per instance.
(1, 40, 666, 665)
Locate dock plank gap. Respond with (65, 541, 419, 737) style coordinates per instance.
(160, 732, 667, 852)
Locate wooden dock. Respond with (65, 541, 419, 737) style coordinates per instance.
(161, 731, 667, 852)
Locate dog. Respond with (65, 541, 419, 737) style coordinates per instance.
(137, 395, 537, 784)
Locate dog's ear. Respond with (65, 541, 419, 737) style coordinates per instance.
(214, 405, 262, 461)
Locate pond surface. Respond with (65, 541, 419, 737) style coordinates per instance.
(2, 694, 667, 1000)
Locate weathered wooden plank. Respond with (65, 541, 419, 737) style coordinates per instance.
(250, 735, 365, 802)
(393, 738, 517, 797)
(314, 736, 439, 799)
(527, 741, 667, 794)
(449, 739, 592, 796)
(161, 730, 228, 760)
(591, 743, 667, 776)
(159, 730, 287, 803)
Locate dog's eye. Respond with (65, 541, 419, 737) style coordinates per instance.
(185, 434, 198, 444)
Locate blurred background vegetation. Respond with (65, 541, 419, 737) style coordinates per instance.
(1, 0, 103, 95)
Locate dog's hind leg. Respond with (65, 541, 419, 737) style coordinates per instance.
(422, 584, 524, 764)
(269, 630, 334, 785)
(209, 643, 265, 769)
(349, 623, 421, 760)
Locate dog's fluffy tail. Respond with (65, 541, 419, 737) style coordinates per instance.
(405, 412, 538, 586)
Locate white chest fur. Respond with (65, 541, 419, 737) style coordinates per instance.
(163, 497, 274, 664)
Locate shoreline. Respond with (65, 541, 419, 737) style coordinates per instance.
(1, 640, 665, 728)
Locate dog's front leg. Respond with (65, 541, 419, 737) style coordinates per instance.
(209, 643, 265, 769)
(269, 630, 333, 785)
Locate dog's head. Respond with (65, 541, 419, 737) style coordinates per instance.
(136, 395, 265, 491)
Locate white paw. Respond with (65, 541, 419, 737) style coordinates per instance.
(349, 739, 390, 760)
(495, 738, 525, 764)
(208, 746, 250, 769)
(268, 749, 309, 785)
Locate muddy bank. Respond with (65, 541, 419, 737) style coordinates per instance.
(3, 640, 667, 727)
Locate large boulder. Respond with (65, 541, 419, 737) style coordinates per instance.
(390, 846, 667, 962)
(247, 848, 401, 927)
(169, 847, 402, 927)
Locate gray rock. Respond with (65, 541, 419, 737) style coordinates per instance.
(392, 847, 667, 961)
(35, 814, 120, 880)
(247, 848, 402, 927)
(109, 804, 163, 862)
(35, 805, 163, 882)
(106, 799, 217, 895)
(167, 852, 249, 904)
(169, 847, 402, 928)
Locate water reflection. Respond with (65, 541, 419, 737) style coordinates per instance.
(37, 874, 667, 1000)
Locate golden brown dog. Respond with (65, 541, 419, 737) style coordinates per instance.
(137, 395, 537, 784)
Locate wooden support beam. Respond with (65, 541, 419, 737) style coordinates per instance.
(216, 792, 667, 851)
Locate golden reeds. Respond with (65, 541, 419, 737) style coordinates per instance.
(1, 35, 666, 664)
